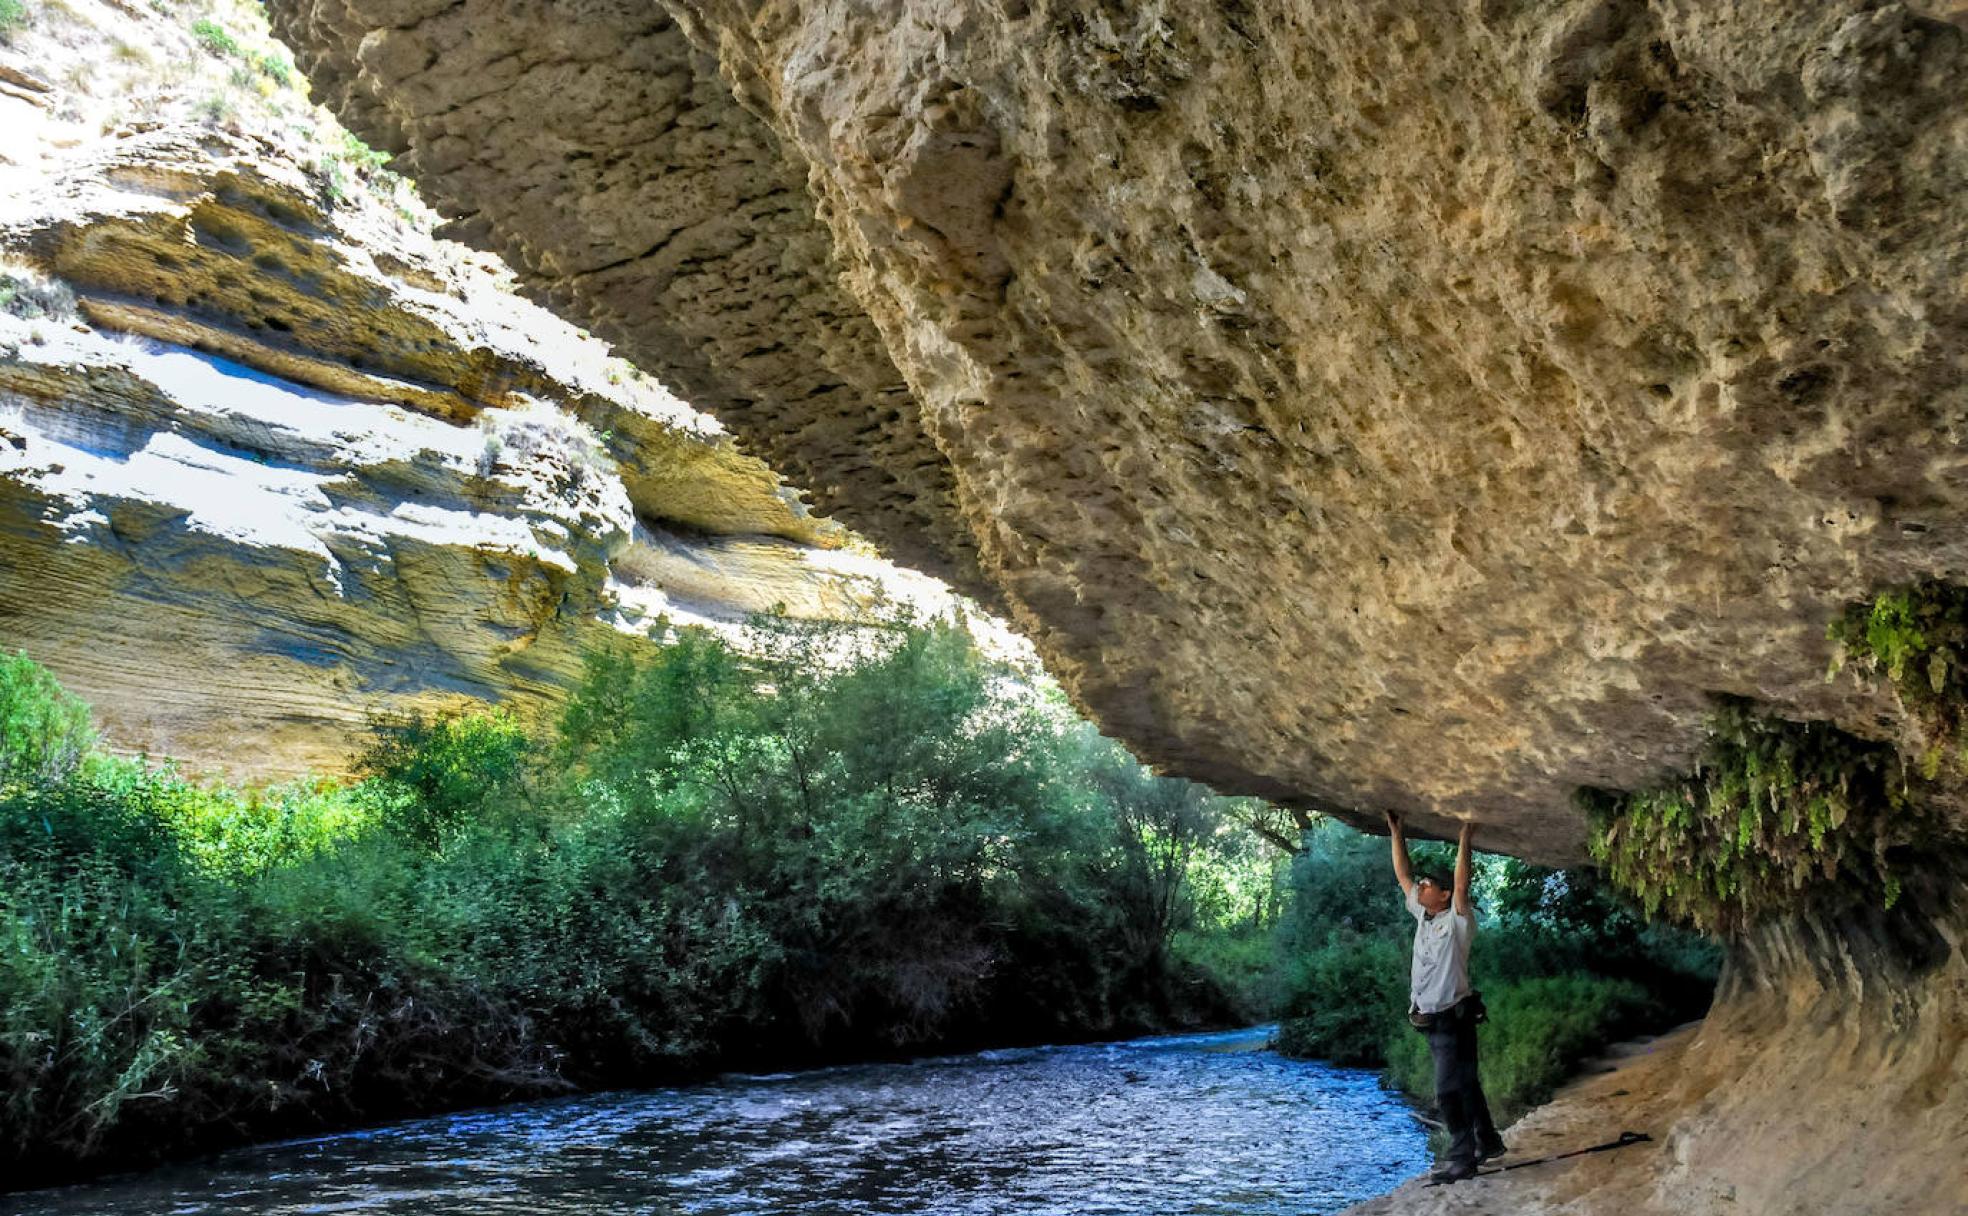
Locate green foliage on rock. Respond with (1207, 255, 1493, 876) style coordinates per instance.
(253, 49, 293, 87)
(1580, 698, 1916, 934)
(187, 15, 297, 91)
(189, 17, 240, 58)
(1584, 581, 1968, 936)
(1829, 581, 1968, 776)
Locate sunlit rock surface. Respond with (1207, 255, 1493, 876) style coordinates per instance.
(0, 4, 979, 776)
(266, 1, 1968, 1209)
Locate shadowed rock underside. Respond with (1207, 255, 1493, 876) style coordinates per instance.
(265, 0, 1968, 864)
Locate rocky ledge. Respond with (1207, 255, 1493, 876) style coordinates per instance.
(264, 0, 1968, 862)
(0, 9, 953, 775)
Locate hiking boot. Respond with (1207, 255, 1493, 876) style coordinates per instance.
(1430, 1159, 1479, 1185)
(1479, 1136, 1508, 1162)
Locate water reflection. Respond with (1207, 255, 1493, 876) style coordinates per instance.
(4, 1026, 1428, 1216)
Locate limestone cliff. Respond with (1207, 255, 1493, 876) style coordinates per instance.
(264, 0, 1968, 1209)
(0, 0, 965, 776)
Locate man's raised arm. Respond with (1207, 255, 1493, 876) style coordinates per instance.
(1386, 810, 1415, 898)
(1454, 821, 1475, 917)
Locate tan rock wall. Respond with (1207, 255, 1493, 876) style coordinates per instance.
(267, 0, 1968, 862)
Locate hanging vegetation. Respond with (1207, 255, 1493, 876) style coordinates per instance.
(1827, 581, 1968, 777)
(1580, 699, 1920, 935)
(1584, 581, 1968, 935)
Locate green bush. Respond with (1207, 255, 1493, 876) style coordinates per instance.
(253, 51, 293, 87)
(0, 0, 26, 41)
(0, 651, 96, 787)
(1273, 933, 1406, 1065)
(0, 765, 173, 872)
(336, 130, 391, 172)
(150, 773, 377, 876)
(189, 17, 239, 58)
(0, 630, 1279, 1185)
(356, 709, 529, 850)
(184, 16, 294, 90)
(1169, 925, 1277, 1023)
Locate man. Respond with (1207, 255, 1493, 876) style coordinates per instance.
(1386, 810, 1505, 1184)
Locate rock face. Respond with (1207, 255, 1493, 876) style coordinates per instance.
(264, 0, 1968, 864)
(264, 0, 1968, 1208)
(0, 3, 956, 777)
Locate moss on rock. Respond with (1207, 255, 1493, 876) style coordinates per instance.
(1586, 582, 1968, 936)
(1580, 699, 1921, 935)
(1828, 580, 1968, 778)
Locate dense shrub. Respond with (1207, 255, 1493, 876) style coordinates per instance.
(0, 624, 1271, 1185)
(1273, 934, 1405, 1064)
(0, 650, 95, 786)
(1383, 975, 1664, 1123)
(541, 616, 1248, 1053)
(189, 17, 240, 58)
(356, 709, 529, 850)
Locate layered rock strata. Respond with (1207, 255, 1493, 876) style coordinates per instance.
(0, 60, 956, 775)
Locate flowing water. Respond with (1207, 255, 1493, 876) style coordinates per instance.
(3, 1026, 1430, 1216)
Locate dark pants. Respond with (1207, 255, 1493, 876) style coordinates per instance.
(1426, 997, 1499, 1166)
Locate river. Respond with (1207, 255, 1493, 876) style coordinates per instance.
(2, 1025, 1430, 1216)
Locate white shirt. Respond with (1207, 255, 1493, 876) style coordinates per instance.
(1406, 887, 1475, 1014)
